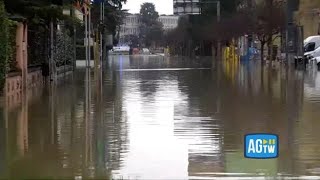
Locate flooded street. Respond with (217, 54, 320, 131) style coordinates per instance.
(2, 55, 320, 179)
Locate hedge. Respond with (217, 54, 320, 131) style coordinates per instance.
(0, 1, 9, 93)
(54, 30, 74, 67)
(8, 21, 17, 72)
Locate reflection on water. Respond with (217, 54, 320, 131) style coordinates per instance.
(2, 55, 320, 179)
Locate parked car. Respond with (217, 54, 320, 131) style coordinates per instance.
(110, 46, 130, 55)
(141, 48, 151, 55)
(133, 48, 140, 55)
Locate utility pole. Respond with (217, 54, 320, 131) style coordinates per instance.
(216, 1, 221, 61)
(84, 3, 91, 69)
(72, 6, 77, 70)
(286, 0, 295, 65)
(88, 7, 91, 68)
(85, 8, 88, 67)
(100, 1, 104, 64)
(50, 19, 55, 81)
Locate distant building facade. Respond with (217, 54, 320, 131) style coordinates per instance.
(294, 0, 320, 39)
(120, 14, 140, 37)
(158, 15, 179, 31)
(173, 0, 200, 15)
(119, 14, 180, 44)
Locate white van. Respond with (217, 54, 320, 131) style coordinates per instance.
(304, 36, 320, 59)
(141, 48, 151, 55)
(297, 36, 320, 68)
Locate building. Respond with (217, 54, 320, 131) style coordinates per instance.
(173, 0, 200, 15)
(120, 14, 140, 37)
(119, 14, 180, 44)
(158, 15, 179, 31)
(294, 0, 320, 39)
(119, 14, 140, 44)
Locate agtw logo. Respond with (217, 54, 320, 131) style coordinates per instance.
(244, 134, 279, 159)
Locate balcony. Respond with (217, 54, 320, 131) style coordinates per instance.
(173, 0, 201, 15)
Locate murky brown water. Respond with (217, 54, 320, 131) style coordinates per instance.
(1, 55, 320, 179)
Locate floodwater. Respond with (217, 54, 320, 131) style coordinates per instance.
(1, 55, 320, 179)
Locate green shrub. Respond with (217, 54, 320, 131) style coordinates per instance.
(8, 20, 17, 72)
(54, 29, 74, 67)
(0, 1, 9, 93)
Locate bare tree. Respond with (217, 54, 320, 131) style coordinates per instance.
(251, 0, 285, 61)
(165, 0, 285, 59)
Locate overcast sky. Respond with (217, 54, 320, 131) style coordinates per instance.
(123, 0, 174, 15)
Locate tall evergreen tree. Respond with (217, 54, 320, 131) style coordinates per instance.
(138, 3, 163, 47)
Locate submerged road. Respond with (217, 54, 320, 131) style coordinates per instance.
(1, 55, 320, 179)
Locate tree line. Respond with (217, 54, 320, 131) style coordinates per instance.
(0, 0, 127, 93)
(164, 0, 286, 59)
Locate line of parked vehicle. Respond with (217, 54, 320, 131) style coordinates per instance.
(109, 46, 151, 55)
(110, 38, 320, 69)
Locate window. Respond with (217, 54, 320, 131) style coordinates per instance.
(305, 42, 316, 52)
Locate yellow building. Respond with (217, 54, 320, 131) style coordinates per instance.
(295, 0, 320, 39)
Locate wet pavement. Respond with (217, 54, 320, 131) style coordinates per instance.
(1, 55, 320, 179)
